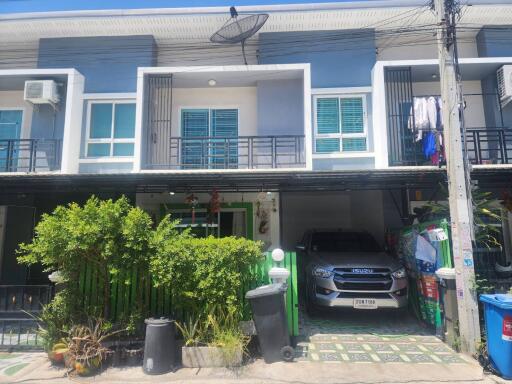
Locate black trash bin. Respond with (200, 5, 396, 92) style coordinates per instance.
(143, 317, 176, 375)
(246, 283, 294, 363)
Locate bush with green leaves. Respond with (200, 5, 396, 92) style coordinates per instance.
(17, 196, 155, 319)
(150, 232, 263, 321)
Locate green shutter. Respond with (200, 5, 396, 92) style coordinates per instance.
(182, 109, 209, 138)
(211, 109, 237, 138)
(342, 138, 367, 152)
(210, 109, 238, 168)
(182, 109, 209, 168)
(340, 98, 364, 134)
(316, 138, 340, 153)
(316, 98, 340, 134)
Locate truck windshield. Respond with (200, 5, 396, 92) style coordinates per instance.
(310, 232, 382, 253)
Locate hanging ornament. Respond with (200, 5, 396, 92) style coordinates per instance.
(208, 189, 221, 223)
(185, 193, 199, 224)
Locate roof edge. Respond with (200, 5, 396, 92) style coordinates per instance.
(0, 0, 429, 22)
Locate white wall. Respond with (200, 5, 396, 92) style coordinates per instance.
(136, 191, 280, 251)
(281, 191, 385, 250)
(0, 91, 33, 139)
(0, 42, 38, 70)
(170, 87, 258, 137)
(412, 80, 486, 128)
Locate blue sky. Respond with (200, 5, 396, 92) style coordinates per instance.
(0, 0, 360, 14)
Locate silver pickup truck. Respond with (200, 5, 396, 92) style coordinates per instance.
(297, 229, 408, 311)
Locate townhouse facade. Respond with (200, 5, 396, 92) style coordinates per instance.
(0, 0, 511, 298)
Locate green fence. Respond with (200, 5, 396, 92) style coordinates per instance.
(78, 251, 299, 336)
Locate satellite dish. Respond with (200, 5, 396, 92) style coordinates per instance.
(210, 6, 269, 65)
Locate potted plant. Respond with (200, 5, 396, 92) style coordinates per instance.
(178, 307, 247, 368)
(66, 319, 125, 376)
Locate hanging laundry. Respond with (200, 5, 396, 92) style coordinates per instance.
(427, 96, 438, 130)
(423, 131, 436, 159)
(408, 97, 429, 141)
(435, 97, 443, 130)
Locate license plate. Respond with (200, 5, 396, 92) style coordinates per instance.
(353, 299, 377, 309)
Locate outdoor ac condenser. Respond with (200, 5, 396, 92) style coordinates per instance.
(497, 65, 512, 107)
(23, 80, 60, 105)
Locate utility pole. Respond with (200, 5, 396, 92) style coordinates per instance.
(433, 0, 480, 354)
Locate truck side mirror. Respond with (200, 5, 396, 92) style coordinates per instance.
(296, 244, 306, 251)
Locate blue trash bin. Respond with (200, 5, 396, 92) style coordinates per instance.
(480, 294, 512, 379)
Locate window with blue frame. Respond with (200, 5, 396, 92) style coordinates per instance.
(86, 101, 136, 157)
(181, 108, 238, 168)
(314, 95, 367, 154)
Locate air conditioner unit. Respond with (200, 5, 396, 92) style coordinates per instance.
(24, 80, 59, 105)
(497, 66, 512, 107)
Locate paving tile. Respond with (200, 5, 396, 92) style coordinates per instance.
(318, 352, 342, 361)
(422, 343, 455, 353)
(405, 354, 436, 363)
(396, 343, 423, 353)
(435, 354, 466, 364)
(369, 343, 395, 352)
(377, 353, 403, 363)
(347, 353, 373, 362)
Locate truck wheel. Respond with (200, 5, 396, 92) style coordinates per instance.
(281, 346, 295, 362)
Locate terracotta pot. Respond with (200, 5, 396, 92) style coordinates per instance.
(74, 355, 102, 377)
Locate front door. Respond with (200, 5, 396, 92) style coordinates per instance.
(0, 110, 23, 171)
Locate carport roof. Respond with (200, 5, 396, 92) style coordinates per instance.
(0, 167, 509, 195)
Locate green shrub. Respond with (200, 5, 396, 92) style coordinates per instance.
(151, 231, 263, 320)
(17, 196, 155, 319)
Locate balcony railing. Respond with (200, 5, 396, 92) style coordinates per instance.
(466, 128, 512, 165)
(0, 139, 62, 172)
(145, 135, 305, 170)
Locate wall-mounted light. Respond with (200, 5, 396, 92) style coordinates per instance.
(208, 79, 217, 86)
(431, 74, 438, 80)
(169, 191, 175, 196)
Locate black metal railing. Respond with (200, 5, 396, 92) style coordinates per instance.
(0, 285, 54, 313)
(145, 135, 305, 170)
(0, 319, 42, 350)
(465, 127, 512, 165)
(0, 139, 62, 172)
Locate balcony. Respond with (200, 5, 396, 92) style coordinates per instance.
(466, 127, 512, 165)
(148, 135, 305, 170)
(377, 58, 512, 168)
(0, 138, 61, 172)
(138, 65, 310, 171)
(0, 69, 84, 173)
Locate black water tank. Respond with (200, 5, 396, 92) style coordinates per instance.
(143, 317, 176, 375)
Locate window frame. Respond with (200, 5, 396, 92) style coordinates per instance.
(85, 100, 136, 158)
(178, 106, 240, 138)
(313, 94, 368, 154)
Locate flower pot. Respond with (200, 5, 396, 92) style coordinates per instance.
(181, 346, 242, 368)
(74, 355, 102, 377)
(123, 343, 144, 367)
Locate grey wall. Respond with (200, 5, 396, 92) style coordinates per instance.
(259, 29, 376, 88)
(38, 35, 157, 93)
(481, 74, 512, 129)
(31, 99, 66, 140)
(257, 79, 304, 135)
(476, 26, 512, 58)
